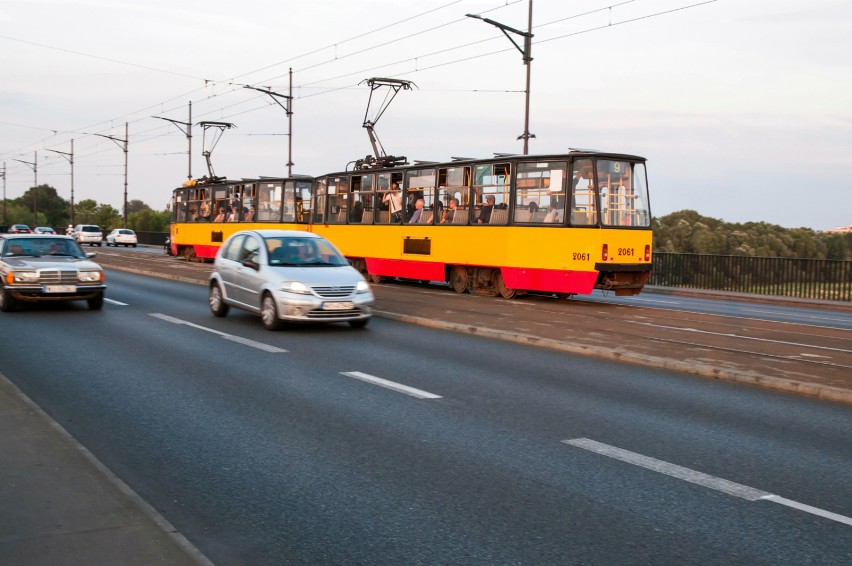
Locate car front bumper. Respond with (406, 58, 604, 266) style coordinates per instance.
(274, 291, 374, 322)
(5, 284, 107, 303)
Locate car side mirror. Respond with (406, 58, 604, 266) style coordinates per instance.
(241, 259, 259, 271)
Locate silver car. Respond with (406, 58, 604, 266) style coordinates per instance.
(208, 230, 373, 330)
(0, 234, 107, 311)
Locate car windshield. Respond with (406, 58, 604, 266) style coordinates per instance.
(2, 238, 85, 258)
(266, 237, 348, 267)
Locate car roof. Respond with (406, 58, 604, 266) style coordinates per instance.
(234, 229, 322, 239)
(2, 233, 75, 241)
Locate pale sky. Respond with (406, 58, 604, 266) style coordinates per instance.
(1, 0, 850, 230)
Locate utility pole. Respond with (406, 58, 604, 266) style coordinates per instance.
(467, 0, 535, 154)
(13, 151, 38, 225)
(245, 81, 293, 175)
(154, 101, 193, 180)
(47, 139, 75, 226)
(96, 123, 129, 227)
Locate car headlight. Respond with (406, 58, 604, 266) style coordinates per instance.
(78, 270, 105, 283)
(281, 281, 312, 294)
(6, 270, 39, 284)
(356, 280, 371, 293)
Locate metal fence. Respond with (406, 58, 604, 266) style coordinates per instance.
(650, 253, 852, 302)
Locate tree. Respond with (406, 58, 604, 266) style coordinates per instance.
(128, 208, 170, 232)
(126, 199, 149, 215)
(14, 184, 68, 227)
(653, 210, 852, 259)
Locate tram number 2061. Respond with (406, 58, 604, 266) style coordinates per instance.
(618, 248, 635, 256)
(572, 252, 590, 261)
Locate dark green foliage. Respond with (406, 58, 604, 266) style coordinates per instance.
(653, 210, 852, 260)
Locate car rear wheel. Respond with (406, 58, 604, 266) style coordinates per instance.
(261, 293, 281, 330)
(209, 283, 229, 317)
(87, 292, 104, 310)
(0, 287, 19, 312)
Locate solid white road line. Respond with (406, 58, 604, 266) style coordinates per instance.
(149, 313, 286, 353)
(340, 371, 442, 399)
(104, 298, 128, 306)
(563, 438, 852, 527)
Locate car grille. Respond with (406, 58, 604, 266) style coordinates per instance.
(305, 308, 363, 320)
(312, 285, 355, 299)
(38, 269, 78, 285)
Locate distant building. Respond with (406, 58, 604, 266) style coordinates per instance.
(825, 225, 852, 234)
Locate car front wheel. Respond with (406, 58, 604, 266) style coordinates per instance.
(0, 287, 19, 312)
(261, 293, 281, 330)
(209, 283, 229, 317)
(87, 292, 104, 310)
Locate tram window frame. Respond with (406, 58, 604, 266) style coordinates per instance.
(375, 172, 404, 224)
(292, 180, 312, 223)
(514, 161, 567, 225)
(350, 174, 374, 224)
(313, 178, 328, 224)
(242, 183, 257, 221)
(255, 181, 283, 222)
(325, 176, 349, 224)
(405, 168, 436, 224)
(597, 160, 650, 228)
(437, 166, 471, 224)
(471, 163, 510, 225)
(569, 159, 597, 226)
(184, 187, 211, 222)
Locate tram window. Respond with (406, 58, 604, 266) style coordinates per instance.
(438, 166, 471, 225)
(350, 174, 374, 223)
(313, 178, 328, 224)
(570, 159, 597, 226)
(242, 183, 256, 221)
(376, 173, 403, 224)
(405, 168, 435, 223)
(597, 160, 651, 227)
(327, 177, 349, 224)
(292, 181, 312, 223)
(472, 163, 510, 224)
(256, 182, 283, 222)
(515, 162, 567, 224)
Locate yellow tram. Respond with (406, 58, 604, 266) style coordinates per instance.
(169, 150, 652, 298)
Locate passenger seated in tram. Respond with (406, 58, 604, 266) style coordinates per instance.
(477, 195, 495, 224)
(441, 198, 459, 223)
(408, 199, 425, 223)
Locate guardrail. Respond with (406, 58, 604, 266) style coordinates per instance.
(650, 252, 852, 302)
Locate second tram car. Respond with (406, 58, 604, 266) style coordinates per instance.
(169, 150, 652, 298)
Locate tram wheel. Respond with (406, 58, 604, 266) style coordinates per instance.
(182, 246, 197, 263)
(369, 273, 385, 284)
(494, 272, 516, 299)
(450, 266, 469, 293)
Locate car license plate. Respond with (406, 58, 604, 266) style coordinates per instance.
(322, 301, 354, 310)
(44, 285, 76, 293)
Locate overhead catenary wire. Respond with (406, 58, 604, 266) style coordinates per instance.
(1, 0, 716, 184)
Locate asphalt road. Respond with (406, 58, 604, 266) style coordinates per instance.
(1, 271, 850, 564)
